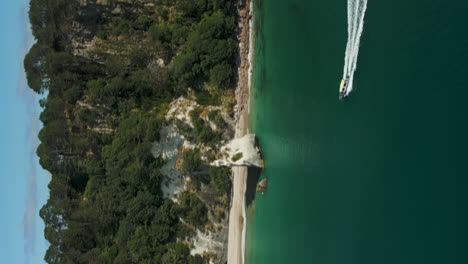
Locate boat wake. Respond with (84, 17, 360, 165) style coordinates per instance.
(342, 0, 368, 97)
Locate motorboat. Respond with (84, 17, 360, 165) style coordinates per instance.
(339, 76, 350, 100)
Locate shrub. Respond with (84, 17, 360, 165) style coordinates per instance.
(149, 23, 172, 43)
(145, 118, 162, 142)
(96, 29, 108, 39)
(175, 119, 193, 140)
(208, 110, 227, 129)
(177, 192, 208, 228)
(64, 85, 83, 104)
(110, 18, 131, 36)
(189, 109, 222, 146)
(181, 149, 202, 172)
(231, 152, 243, 162)
(133, 15, 153, 31)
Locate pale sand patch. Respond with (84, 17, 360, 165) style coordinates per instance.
(227, 0, 253, 262)
(227, 166, 247, 264)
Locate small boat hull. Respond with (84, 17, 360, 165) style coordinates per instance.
(339, 76, 350, 100)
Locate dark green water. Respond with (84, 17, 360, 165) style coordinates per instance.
(246, 0, 468, 263)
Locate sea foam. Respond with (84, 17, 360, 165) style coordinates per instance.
(343, 0, 368, 96)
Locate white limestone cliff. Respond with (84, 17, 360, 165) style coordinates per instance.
(211, 134, 262, 168)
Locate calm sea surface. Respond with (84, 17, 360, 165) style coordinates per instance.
(246, 0, 468, 263)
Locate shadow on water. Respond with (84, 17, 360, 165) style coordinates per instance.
(245, 167, 262, 207)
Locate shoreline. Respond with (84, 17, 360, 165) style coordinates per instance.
(227, 0, 253, 263)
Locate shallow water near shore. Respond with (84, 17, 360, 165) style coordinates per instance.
(246, 0, 468, 263)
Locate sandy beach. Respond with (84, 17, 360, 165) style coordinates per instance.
(227, 0, 252, 264)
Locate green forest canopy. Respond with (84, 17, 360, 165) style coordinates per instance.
(26, 0, 238, 263)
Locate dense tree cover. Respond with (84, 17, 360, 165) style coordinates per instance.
(177, 192, 208, 229)
(190, 108, 223, 146)
(208, 166, 231, 195)
(181, 149, 203, 173)
(208, 110, 227, 129)
(173, 10, 236, 89)
(26, 0, 238, 262)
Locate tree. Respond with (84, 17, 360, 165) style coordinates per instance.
(181, 149, 202, 173)
(161, 243, 190, 264)
(24, 42, 47, 93)
(209, 62, 232, 88)
(64, 85, 83, 103)
(177, 192, 207, 228)
(209, 166, 231, 194)
(208, 110, 227, 129)
(190, 109, 222, 145)
(176, 0, 209, 18)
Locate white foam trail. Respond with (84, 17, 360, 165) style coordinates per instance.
(344, 1, 353, 74)
(342, 0, 368, 96)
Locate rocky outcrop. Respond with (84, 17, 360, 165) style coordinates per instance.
(256, 178, 267, 193)
(152, 97, 233, 263)
(211, 134, 263, 168)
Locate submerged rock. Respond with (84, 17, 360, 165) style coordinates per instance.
(256, 178, 268, 193)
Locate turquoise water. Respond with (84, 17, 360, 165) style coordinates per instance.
(247, 0, 468, 263)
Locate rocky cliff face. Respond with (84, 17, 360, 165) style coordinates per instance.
(152, 97, 235, 263)
(211, 134, 263, 168)
(72, 0, 157, 57)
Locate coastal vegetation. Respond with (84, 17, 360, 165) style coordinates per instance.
(190, 108, 223, 147)
(26, 0, 240, 263)
(231, 152, 243, 162)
